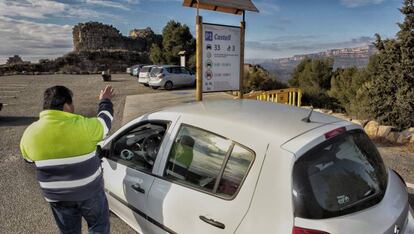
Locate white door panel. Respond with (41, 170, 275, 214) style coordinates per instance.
(102, 158, 152, 233)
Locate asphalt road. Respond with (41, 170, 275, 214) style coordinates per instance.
(0, 74, 413, 233)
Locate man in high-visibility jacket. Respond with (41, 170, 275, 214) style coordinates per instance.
(20, 85, 114, 234)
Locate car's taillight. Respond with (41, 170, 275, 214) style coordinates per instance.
(324, 127, 346, 139)
(292, 226, 330, 234)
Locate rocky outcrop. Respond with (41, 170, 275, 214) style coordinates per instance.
(73, 22, 148, 52)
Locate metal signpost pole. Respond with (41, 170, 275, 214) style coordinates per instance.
(196, 12, 203, 101)
(238, 11, 246, 99)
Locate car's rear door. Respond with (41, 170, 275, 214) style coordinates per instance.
(145, 118, 267, 234)
(283, 123, 411, 234)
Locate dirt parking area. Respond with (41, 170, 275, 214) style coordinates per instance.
(0, 74, 158, 233)
(0, 74, 413, 233)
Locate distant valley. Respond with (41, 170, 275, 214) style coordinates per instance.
(247, 45, 377, 83)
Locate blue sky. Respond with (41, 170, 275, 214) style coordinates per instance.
(0, 0, 404, 63)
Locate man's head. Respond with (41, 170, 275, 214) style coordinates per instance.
(43, 86, 74, 113)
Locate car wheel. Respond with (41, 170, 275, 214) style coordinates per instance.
(144, 84, 149, 87)
(164, 81, 173, 90)
(151, 86, 159, 90)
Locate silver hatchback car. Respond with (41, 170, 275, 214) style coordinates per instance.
(148, 65, 195, 90)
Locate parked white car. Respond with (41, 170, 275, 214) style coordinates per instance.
(128, 65, 142, 76)
(138, 65, 155, 86)
(98, 100, 414, 234)
(148, 65, 195, 90)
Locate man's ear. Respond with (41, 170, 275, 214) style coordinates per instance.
(63, 103, 74, 113)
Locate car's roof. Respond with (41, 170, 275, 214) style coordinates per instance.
(156, 65, 181, 68)
(159, 99, 345, 143)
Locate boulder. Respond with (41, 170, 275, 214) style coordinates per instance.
(377, 126, 394, 138)
(364, 120, 380, 137)
(386, 132, 399, 143)
(397, 128, 413, 144)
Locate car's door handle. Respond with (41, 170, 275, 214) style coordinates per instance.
(199, 216, 225, 229)
(131, 184, 145, 194)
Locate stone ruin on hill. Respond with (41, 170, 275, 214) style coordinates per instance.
(73, 22, 160, 53)
(0, 22, 160, 75)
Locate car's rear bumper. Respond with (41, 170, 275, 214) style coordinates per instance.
(402, 206, 414, 233)
(149, 78, 164, 87)
(138, 77, 149, 84)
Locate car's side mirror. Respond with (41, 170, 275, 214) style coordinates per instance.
(96, 145, 110, 159)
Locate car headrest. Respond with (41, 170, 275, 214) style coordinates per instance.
(179, 135, 195, 148)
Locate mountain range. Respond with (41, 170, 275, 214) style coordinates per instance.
(247, 45, 378, 83)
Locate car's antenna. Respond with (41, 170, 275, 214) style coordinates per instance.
(302, 107, 314, 123)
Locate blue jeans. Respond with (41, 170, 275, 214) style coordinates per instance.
(50, 191, 110, 234)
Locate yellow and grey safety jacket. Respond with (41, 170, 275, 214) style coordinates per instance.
(20, 99, 113, 202)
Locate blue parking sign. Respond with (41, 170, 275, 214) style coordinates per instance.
(205, 31, 213, 41)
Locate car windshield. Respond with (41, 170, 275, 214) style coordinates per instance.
(292, 129, 388, 219)
(150, 67, 163, 77)
(141, 66, 151, 73)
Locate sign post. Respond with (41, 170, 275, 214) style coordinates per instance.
(239, 16, 246, 99)
(196, 15, 203, 101)
(183, 0, 259, 101)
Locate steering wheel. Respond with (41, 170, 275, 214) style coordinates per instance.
(141, 134, 162, 164)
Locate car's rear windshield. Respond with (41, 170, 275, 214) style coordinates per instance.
(141, 66, 152, 72)
(292, 129, 388, 219)
(150, 67, 163, 76)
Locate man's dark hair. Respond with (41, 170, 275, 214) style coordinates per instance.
(43, 86, 73, 110)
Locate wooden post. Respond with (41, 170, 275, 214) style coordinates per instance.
(196, 15, 203, 101)
(238, 15, 246, 99)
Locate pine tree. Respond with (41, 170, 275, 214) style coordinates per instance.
(365, 0, 414, 130)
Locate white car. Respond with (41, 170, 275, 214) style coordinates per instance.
(138, 65, 155, 86)
(98, 100, 414, 234)
(148, 65, 195, 90)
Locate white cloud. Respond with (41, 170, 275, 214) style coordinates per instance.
(255, 1, 280, 15)
(0, 0, 111, 19)
(340, 0, 384, 8)
(0, 0, 123, 63)
(85, 0, 130, 10)
(0, 16, 73, 63)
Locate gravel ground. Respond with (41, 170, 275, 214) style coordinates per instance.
(0, 74, 413, 233)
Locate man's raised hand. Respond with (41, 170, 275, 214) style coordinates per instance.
(99, 85, 115, 100)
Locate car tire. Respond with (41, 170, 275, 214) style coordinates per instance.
(151, 86, 159, 90)
(144, 84, 149, 87)
(164, 81, 173, 90)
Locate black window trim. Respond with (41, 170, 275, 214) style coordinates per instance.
(106, 120, 172, 177)
(159, 123, 256, 201)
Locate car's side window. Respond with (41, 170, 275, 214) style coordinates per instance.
(216, 145, 254, 198)
(180, 67, 189, 74)
(110, 122, 169, 173)
(164, 125, 232, 193)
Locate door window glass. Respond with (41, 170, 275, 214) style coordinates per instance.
(165, 125, 232, 192)
(180, 67, 189, 74)
(216, 145, 254, 197)
(111, 122, 168, 173)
